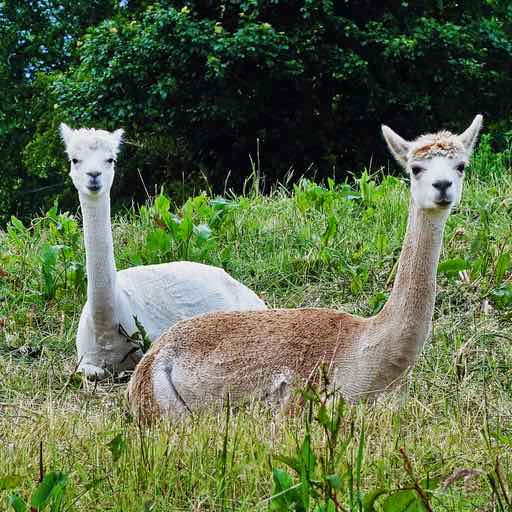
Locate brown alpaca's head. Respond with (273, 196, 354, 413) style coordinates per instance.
(381, 115, 483, 212)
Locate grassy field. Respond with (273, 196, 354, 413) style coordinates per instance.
(0, 141, 511, 510)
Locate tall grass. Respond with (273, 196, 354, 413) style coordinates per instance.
(0, 143, 511, 510)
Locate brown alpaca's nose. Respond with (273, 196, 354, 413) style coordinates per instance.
(432, 180, 452, 193)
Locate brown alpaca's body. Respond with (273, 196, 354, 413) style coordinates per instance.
(128, 115, 483, 421)
(128, 308, 368, 419)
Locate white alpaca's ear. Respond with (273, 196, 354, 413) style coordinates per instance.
(111, 128, 124, 151)
(382, 125, 410, 167)
(59, 123, 74, 147)
(458, 114, 483, 156)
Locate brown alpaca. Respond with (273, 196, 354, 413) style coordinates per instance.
(128, 116, 483, 420)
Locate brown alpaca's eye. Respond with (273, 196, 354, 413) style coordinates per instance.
(106, 158, 115, 164)
(456, 162, 466, 173)
(71, 158, 79, 165)
(411, 165, 424, 176)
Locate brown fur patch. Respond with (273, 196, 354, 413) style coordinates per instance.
(171, 308, 363, 377)
(129, 308, 368, 421)
(128, 346, 162, 422)
(410, 130, 463, 160)
(413, 141, 458, 158)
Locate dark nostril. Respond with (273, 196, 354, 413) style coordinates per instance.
(432, 180, 452, 192)
(87, 172, 101, 179)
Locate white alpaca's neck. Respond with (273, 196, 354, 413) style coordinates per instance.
(374, 200, 448, 356)
(80, 192, 118, 331)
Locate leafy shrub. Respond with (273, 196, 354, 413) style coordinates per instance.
(6, 0, 512, 222)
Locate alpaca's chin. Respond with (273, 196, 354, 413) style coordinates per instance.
(83, 186, 105, 198)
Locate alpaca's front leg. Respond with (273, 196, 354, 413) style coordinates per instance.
(78, 363, 108, 380)
(76, 309, 108, 378)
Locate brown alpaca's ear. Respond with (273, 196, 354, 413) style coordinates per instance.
(458, 114, 483, 156)
(382, 125, 411, 168)
(59, 123, 74, 147)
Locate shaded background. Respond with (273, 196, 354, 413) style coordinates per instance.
(1, 0, 511, 224)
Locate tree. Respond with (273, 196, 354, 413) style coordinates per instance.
(0, 0, 118, 222)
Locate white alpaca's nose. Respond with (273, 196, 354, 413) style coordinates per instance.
(432, 180, 452, 193)
(86, 171, 102, 192)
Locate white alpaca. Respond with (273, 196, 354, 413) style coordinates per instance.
(60, 124, 266, 379)
(128, 116, 483, 420)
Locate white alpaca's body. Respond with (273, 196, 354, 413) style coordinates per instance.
(60, 124, 265, 378)
(77, 261, 265, 378)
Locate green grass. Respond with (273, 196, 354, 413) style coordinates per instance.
(0, 145, 511, 510)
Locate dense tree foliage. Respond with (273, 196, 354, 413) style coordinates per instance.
(2, 0, 512, 222)
(0, 0, 118, 220)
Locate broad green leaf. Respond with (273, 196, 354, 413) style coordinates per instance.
(494, 252, 511, 284)
(339, 186, 361, 201)
(368, 292, 388, 315)
(376, 233, 389, 254)
(178, 216, 194, 241)
(274, 454, 302, 474)
(9, 216, 26, 234)
(269, 469, 302, 511)
(154, 194, 170, 215)
(363, 488, 389, 511)
(8, 495, 26, 512)
(300, 388, 318, 403)
(146, 229, 170, 255)
(419, 476, 439, 491)
(272, 468, 294, 491)
(40, 244, 60, 267)
(107, 433, 127, 463)
(491, 284, 512, 307)
(381, 489, 427, 511)
(164, 214, 180, 238)
(30, 471, 68, 508)
(194, 223, 212, 241)
(321, 215, 338, 245)
(300, 433, 317, 474)
(326, 474, 342, 490)
(438, 258, 469, 275)
(316, 404, 331, 429)
(313, 499, 336, 512)
(210, 197, 235, 210)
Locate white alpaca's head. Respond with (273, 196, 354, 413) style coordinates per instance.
(382, 115, 483, 211)
(60, 123, 124, 199)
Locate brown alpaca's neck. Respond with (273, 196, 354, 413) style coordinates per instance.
(381, 201, 446, 320)
(335, 201, 449, 399)
(372, 201, 448, 361)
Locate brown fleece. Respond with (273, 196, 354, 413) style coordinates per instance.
(128, 346, 162, 422)
(131, 308, 368, 420)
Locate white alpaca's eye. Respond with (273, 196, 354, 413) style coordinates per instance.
(71, 158, 79, 165)
(455, 162, 465, 173)
(411, 165, 424, 176)
(106, 158, 115, 164)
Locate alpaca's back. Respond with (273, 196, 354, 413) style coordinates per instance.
(128, 308, 366, 419)
(116, 261, 266, 340)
